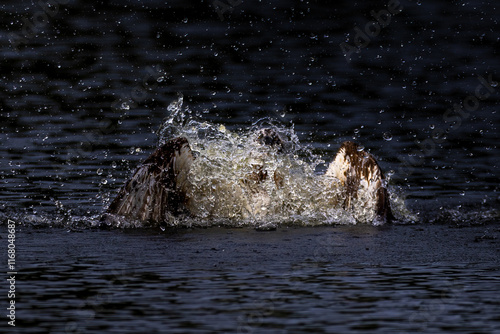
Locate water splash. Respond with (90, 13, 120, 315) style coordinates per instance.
(3, 96, 431, 229)
(105, 95, 416, 228)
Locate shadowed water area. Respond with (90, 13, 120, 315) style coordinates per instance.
(0, 0, 499, 332)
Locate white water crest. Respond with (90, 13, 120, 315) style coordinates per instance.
(1, 96, 422, 229)
(141, 95, 415, 228)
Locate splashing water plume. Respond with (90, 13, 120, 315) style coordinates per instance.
(100, 95, 415, 228)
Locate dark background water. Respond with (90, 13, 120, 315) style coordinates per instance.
(1, 0, 499, 332)
(1, 0, 499, 220)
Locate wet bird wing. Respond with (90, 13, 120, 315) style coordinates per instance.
(326, 141, 393, 224)
(105, 137, 194, 223)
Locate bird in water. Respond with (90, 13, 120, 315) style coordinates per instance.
(101, 122, 393, 227)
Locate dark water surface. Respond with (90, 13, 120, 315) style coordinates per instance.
(11, 225, 500, 333)
(1, 0, 499, 332)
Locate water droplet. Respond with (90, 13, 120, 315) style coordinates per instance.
(121, 102, 130, 110)
(383, 132, 393, 141)
(97, 168, 103, 175)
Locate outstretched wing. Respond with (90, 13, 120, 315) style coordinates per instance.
(326, 141, 393, 224)
(105, 137, 194, 224)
